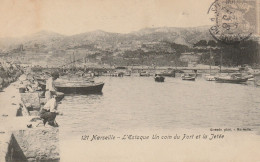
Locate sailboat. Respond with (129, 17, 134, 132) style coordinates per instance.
(205, 48, 216, 81)
(42, 52, 105, 94)
(214, 73, 248, 83)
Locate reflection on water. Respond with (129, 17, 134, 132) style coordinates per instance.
(58, 77, 260, 138)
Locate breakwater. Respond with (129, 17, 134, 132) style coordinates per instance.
(0, 67, 62, 161)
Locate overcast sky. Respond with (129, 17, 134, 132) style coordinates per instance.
(0, 0, 214, 37)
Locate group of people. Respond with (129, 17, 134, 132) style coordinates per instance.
(0, 59, 22, 91)
(40, 72, 62, 127)
(0, 58, 62, 127)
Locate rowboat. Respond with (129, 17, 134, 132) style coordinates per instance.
(181, 73, 196, 81)
(160, 70, 176, 77)
(37, 77, 104, 94)
(205, 74, 216, 81)
(139, 71, 151, 77)
(54, 80, 104, 94)
(154, 75, 165, 82)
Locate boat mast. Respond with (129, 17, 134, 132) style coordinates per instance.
(210, 48, 212, 75)
(73, 52, 75, 68)
(220, 50, 222, 73)
(69, 55, 72, 71)
(73, 52, 76, 73)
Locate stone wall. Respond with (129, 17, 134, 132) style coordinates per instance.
(20, 93, 41, 111)
(6, 134, 27, 162)
(7, 128, 60, 161)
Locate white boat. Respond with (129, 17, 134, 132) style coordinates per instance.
(181, 73, 196, 81)
(205, 74, 215, 81)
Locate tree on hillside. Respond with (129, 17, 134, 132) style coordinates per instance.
(194, 39, 260, 67)
(162, 41, 191, 67)
(208, 40, 217, 47)
(193, 40, 218, 68)
(193, 40, 208, 47)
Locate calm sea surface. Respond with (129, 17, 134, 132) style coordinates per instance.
(57, 76, 260, 138)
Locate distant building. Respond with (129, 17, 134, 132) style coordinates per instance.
(180, 52, 200, 62)
(19, 44, 24, 51)
(179, 52, 200, 67)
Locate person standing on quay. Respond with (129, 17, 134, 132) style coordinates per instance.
(45, 72, 59, 101)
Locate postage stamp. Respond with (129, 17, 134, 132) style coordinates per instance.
(208, 0, 258, 44)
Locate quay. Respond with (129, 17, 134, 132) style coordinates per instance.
(40, 64, 260, 78)
(0, 62, 61, 161)
(0, 79, 60, 161)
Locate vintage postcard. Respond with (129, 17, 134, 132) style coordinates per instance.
(0, 0, 260, 161)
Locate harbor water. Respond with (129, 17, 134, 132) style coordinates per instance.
(57, 76, 260, 139)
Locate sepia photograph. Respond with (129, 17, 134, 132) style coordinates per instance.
(0, 0, 260, 161)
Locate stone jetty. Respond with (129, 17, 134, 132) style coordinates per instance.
(0, 64, 62, 161)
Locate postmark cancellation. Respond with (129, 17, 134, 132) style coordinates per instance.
(208, 0, 259, 44)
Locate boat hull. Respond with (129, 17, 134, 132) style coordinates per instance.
(181, 73, 196, 81)
(215, 77, 248, 83)
(55, 83, 104, 94)
(154, 76, 165, 82)
(205, 75, 216, 81)
(160, 73, 175, 77)
(140, 74, 150, 77)
(182, 77, 195, 81)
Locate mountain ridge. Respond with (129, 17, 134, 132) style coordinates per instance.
(0, 26, 214, 52)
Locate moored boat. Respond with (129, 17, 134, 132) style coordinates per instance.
(37, 77, 104, 94)
(160, 70, 176, 77)
(55, 81, 104, 94)
(214, 73, 248, 83)
(181, 73, 196, 81)
(205, 74, 216, 81)
(244, 74, 254, 81)
(154, 75, 165, 82)
(124, 71, 131, 76)
(139, 71, 151, 77)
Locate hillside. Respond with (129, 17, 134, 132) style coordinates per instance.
(0, 26, 212, 51)
(8, 26, 260, 67)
